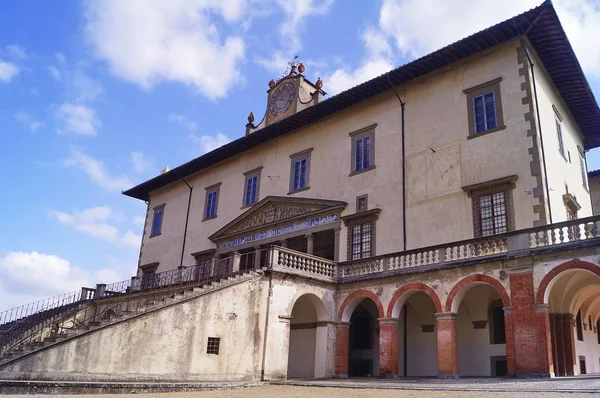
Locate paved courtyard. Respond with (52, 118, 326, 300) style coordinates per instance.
(4, 377, 600, 397)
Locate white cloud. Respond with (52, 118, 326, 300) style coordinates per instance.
(132, 215, 146, 227)
(48, 66, 62, 81)
(84, 0, 247, 100)
(57, 103, 101, 136)
(191, 132, 231, 154)
(376, 0, 600, 77)
(0, 60, 19, 82)
(255, 0, 334, 74)
(0, 252, 131, 311)
(15, 111, 44, 132)
(49, 206, 141, 248)
(5, 44, 28, 60)
(64, 150, 133, 191)
(130, 151, 155, 173)
(168, 113, 197, 132)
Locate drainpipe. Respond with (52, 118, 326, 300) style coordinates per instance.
(179, 178, 193, 268)
(387, 73, 408, 250)
(515, 22, 553, 224)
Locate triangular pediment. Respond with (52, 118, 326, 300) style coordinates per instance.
(209, 196, 347, 242)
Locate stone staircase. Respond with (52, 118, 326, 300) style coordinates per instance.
(0, 268, 265, 368)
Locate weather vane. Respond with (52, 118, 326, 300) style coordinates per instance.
(282, 54, 302, 77)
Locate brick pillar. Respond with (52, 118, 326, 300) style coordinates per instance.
(550, 313, 575, 376)
(378, 318, 399, 377)
(436, 312, 459, 378)
(508, 270, 553, 377)
(334, 322, 350, 378)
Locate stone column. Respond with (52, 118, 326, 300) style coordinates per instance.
(436, 312, 459, 378)
(508, 269, 554, 377)
(306, 233, 314, 255)
(254, 246, 261, 269)
(231, 252, 241, 273)
(378, 318, 400, 377)
(333, 227, 341, 262)
(334, 322, 350, 378)
(93, 283, 107, 299)
(550, 313, 575, 376)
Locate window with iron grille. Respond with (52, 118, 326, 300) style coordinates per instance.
(150, 205, 164, 237)
(207, 337, 220, 355)
(463, 176, 516, 238)
(342, 209, 380, 261)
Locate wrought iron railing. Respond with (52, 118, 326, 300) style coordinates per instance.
(0, 248, 271, 357)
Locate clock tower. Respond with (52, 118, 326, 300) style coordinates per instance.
(246, 60, 326, 135)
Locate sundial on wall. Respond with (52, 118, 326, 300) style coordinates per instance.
(407, 142, 462, 205)
(269, 82, 296, 117)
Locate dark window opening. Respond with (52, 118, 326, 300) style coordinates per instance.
(207, 337, 220, 355)
(489, 300, 506, 345)
(576, 311, 584, 341)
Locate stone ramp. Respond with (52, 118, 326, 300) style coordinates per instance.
(0, 380, 263, 395)
(275, 376, 600, 394)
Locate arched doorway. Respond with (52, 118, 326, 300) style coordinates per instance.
(543, 266, 600, 376)
(287, 294, 328, 378)
(388, 285, 441, 377)
(450, 282, 509, 377)
(348, 299, 380, 377)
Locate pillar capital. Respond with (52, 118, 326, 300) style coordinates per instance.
(535, 303, 550, 313)
(435, 312, 458, 321)
(336, 322, 351, 329)
(503, 306, 514, 315)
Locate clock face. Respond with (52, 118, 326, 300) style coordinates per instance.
(269, 82, 296, 117)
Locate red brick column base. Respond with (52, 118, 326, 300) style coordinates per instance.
(378, 317, 400, 377)
(550, 313, 575, 376)
(334, 322, 350, 378)
(436, 312, 459, 378)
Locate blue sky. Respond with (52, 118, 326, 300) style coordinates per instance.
(1, 0, 599, 309)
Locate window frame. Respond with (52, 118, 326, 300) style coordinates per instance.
(464, 77, 505, 138)
(288, 148, 313, 194)
(203, 183, 221, 221)
(342, 208, 381, 261)
(462, 175, 517, 238)
(242, 167, 263, 208)
(150, 204, 165, 238)
(349, 125, 376, 176)
(553, 105, 566, 159)
(356, 194, 368, 213)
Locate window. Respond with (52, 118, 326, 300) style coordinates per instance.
(204, 183, 221, 220)
(462, 176, 516, 238)
(150, 205, 164, 237)
(342, 209, 381, 261)
(556, 120, 565, 157)
(206, 337, 220, 355)
(350, 125, 376, 175)
(464, 77, 505, 137)
(357, 195, 368, 212)
(289, 148, 312, 193)
(576, 310, 584, 341)
(243, 167, 262, 207)
(579, 147, 588, 190)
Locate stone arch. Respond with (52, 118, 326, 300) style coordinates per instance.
(287, 292, 329, 322)
(445, 274, 510, 313)
(536, 260, 600, 305)
(338, 290, 384, 323)
(387, 283, 443, 318)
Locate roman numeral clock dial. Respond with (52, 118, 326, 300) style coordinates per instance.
(269, 82, 296, 117)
